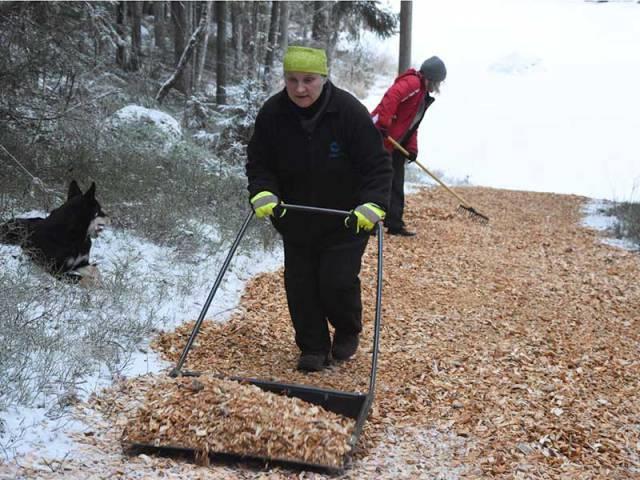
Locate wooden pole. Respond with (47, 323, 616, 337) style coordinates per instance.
(398, 1, 412, 74)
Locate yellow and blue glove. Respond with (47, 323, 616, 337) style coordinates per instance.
(345, 202, 385, 233)
(250, 191, 286, 219)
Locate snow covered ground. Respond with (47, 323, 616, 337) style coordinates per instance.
(0, 225, 283, 461)
(2, 0, 639, 472)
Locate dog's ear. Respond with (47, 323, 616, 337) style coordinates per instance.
(68, 180, 82, 200)
(84, 182, 96, 199)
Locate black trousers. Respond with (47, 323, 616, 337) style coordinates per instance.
(283, 237, 369, 355)
(384, 151, 406, 230)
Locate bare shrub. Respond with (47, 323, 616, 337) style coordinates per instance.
(0, 248, 162, 414)
(332, 41, 394, 99)
(610, 200, 640, 249)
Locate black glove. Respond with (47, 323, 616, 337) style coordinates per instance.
(378, 127, 388, 140)
(407, 151, 417, 162)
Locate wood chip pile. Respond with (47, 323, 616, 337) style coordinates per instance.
(5, 186, 639, 479)
(154, 187, 640, 478)
(122, 375, 354, 468)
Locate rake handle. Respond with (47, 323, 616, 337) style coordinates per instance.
(386, 136, 472, 209)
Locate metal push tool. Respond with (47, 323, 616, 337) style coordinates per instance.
(387, 135, 490, 223)
(127, 203, 384, 473)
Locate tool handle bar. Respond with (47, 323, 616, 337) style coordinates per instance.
(279, 203, 351, 217)
(172, 204, 383, 401)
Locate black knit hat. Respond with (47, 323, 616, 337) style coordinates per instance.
(420, 56, 447, 82)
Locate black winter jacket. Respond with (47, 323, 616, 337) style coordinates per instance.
(246, 82, 392, 246)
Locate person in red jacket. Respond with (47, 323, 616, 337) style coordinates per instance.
(371, 56, 447, 236)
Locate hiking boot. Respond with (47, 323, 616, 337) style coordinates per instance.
(297, 353, 329, 372)
(332, 332, 359, 361)
(387, 226, 416, 237)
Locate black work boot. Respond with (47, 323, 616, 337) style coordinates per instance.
(297, 353, 329, 372)
(387, 226, 416, 237)
(332, 332, 359, 361)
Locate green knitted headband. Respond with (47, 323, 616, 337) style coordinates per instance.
(283, 46, 328, 76)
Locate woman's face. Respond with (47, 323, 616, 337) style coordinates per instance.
(285, 72, 325, 108)
(425, 78, 441, 94)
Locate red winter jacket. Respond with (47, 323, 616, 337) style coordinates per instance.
(371, 68, 430, 155)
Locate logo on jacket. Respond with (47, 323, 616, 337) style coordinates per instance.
(329, 141, 341, 159)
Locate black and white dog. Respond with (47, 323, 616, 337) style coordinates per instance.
(0, 180, 109, 282)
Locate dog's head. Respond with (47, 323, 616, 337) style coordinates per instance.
(67, 180, 110, 238)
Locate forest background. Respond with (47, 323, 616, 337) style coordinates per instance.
(0, 0, 401, 458)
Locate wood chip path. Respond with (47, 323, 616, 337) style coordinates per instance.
(3, 186, 639, 479)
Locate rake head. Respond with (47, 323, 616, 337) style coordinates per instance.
(457, 204, 490, 224)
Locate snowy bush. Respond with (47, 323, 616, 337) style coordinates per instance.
(207, 79, 270, 166)
(110, 105, 182, 150)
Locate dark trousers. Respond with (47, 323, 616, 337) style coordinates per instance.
(385, 151, 406, 230)
(283, 238, 368, 355)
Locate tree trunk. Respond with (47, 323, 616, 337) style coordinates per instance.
(153, 1, 167, 53)
(311, 1, 329, 45)
(157, 5, 209, 103)
(254, 2, 268, 81)
(33, 2, 48, 25)
(278, 0, 289, 53)
(130, 1, 142, 71)
(187, 1, 195, 93)
(115, 1, 127, 68)
(326, 4, 342, 68)
(327, 30, 338, 69)
(171, 1, 191, 96)
(189, 2, 197, 92)
(300, 3, 310, 41)
(215, 1, 227, 104)
(399, 1, 413, 74)
(246, 2, 259, 80)
(263, 1, 279, 89)
(195, 1, 212, 91)
(231, 1, 243, 75)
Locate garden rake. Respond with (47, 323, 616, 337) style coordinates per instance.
(386, 136, 489, 224)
